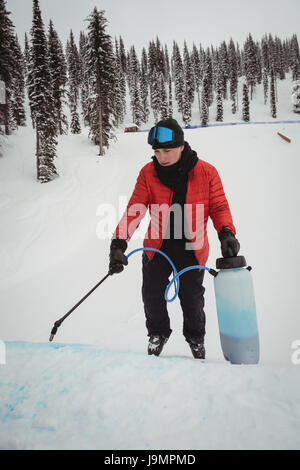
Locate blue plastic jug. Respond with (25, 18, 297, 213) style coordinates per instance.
(213, 256, 259, 364)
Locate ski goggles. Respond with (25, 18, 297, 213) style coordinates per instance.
(148, 126, 175, 145)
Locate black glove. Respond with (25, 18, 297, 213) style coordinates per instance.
(109, 238, 128, 274)
(218, 226, 240, 258)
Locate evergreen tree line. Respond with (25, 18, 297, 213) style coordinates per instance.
(0, 0, 299, 181)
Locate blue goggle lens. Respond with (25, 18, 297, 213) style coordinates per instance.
(148, 126, 174, 144)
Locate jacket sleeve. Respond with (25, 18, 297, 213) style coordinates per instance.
(113, 167, 150, 241)
(208, 165, 236, 235)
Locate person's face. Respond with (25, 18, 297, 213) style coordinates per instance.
(154, 145, 184, 166)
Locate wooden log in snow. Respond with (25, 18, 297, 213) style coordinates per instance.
(277, 132, 291, 143)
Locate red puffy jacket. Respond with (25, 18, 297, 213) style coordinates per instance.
(114, 158, 236, 266)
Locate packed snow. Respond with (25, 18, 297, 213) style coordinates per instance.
(0, 75, 300, 450)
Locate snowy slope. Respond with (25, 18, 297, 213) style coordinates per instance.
(1, 342, 299, 450)
(1, 75, 300, 450)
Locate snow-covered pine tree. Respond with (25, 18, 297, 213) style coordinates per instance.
(48, 20, 68, 135)
(215, 67, 223, 122)
(66, 30, 81, 105)
(128, 45, 143, 126)
(140, 47, 149, 123)
(79, 31, 90, 127)
(275, 36, 285, 80)
(290, 34, 300, 81)
(267, 34, 278, 102)
(261, 36, 269, 105)
(0, 0, 17, 135)
(236, 42, 243, 77)
(85, 7, 116, 155)
(113, 38, 126, 126)
(151, 70, 161, 123)
(263, 67, 268, 106)
(191, 44, 202, 116)
(168, 75, 173, 118)
(183, 41, 194, 124)
(10, 34, 26, 127)
(219, 41, 230, 100)
(255, 40, 262, 85)
(29, 0, 58, 182)
(119, 36, 127, 75)
(204, 48, 213, 106)
(200, 69, 210, 126)
(23, 32, 30, 78)
(164, 45, 170, 82)
(159, 72, 168, 120)
(244, 34, 258, 100)
(155, 36, 165, 79)
(147, 40, 156, 111)
(270, 68, 277, 118)
(172, 41, 184, 119)
(182, 85, 191, 126)
(242, 82, 250, 121)
(66, 30, 81, 134)
(228, 38, 238, 113)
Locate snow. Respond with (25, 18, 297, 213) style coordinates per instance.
(1, 75, 300, 450)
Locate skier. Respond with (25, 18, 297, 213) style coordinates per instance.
(109, 118, 240, 359)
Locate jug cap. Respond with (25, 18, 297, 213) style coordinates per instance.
(216, 255, 247, 269)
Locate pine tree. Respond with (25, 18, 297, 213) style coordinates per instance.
(244, 34, 258, 100)
(267, 34, 278, 102)
(290, 34, 300, 81)
(151, 70, 161, 123)
(164, 45, 170, 81)
(10, 34, 26, 127)
(204, 49, 213, 106)
(140, 47, 149, 123)
(48, 20, 68, 135)
(173, 42, 184, 119)
(183, 41, 194, 125)
(168, 75, 173, 118)
(219, 41, 230, 99)
(159, 72, 168, 120)
(261, 36, 269, 105)
(228, 38, 238, 113)
(0, 0, 17, 135)
(128, 45, 143, 126)
(23, 32, 30, 77)
(201, 69, 210, 126)
(85, 7, 116, 155)
(28, 0, 58, 182)
(270, 68, 277, 118)
(275, 36, 285, 80)
(79, 31, 90, 127)
(119, 36, 127, 74)
(215, 68, 223, 122)
(242, 83, 250, 121)
(66, 30, 81, 134)
(113, 38, 126, 126)
(191, 43, 201, 116)
(263, 67, 268, 105)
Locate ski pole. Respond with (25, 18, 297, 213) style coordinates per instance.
(49, 270, 112, 342)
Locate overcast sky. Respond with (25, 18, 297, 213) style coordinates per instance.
(5, 0, 300, 53)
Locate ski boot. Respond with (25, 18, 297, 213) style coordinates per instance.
(148, 335, 168, 356)
(188, 339, 205, 359)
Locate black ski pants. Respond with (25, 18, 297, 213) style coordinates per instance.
(142, 239, 206, 343)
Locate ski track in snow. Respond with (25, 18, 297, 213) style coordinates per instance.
(1, 76, 300, 449)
